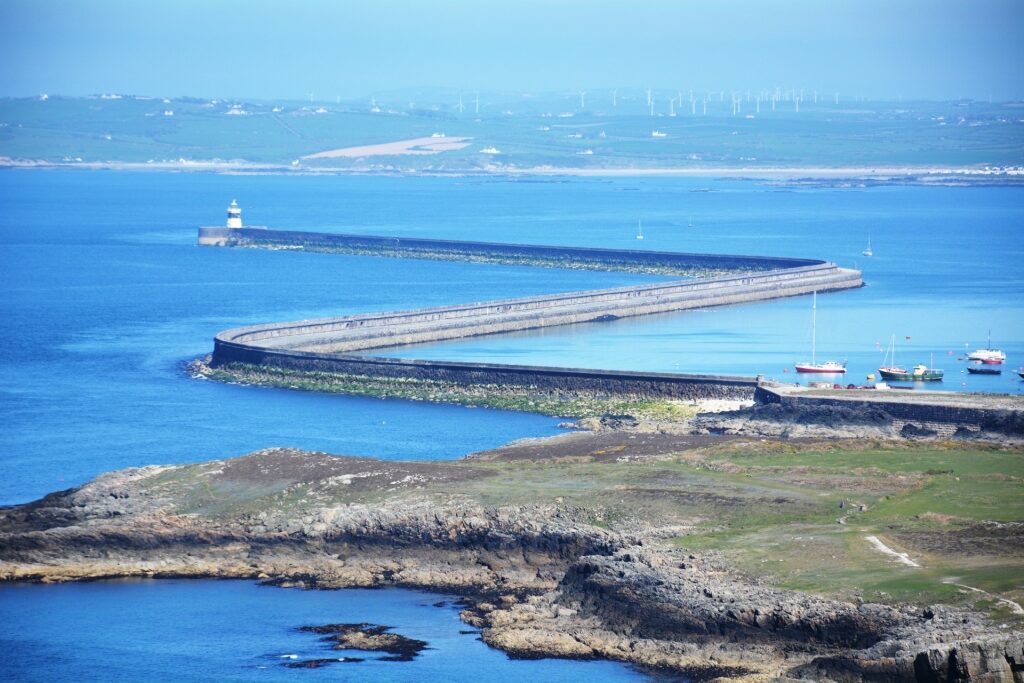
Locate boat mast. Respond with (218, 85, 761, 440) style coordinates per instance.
(811, 291, 817, 366)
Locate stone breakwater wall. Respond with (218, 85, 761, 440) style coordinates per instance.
(205, 230, 863, 401)
(755, 386, 1024, 436)
(197, 227, 821, 273)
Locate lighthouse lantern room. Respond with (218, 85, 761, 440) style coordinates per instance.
(226, 199, 243, 229)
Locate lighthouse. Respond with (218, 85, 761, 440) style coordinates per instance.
(226, 199, 243, 228)
(198, 200, 264, 245)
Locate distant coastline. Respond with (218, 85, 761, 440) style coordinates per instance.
(2, 156, 1022, 185)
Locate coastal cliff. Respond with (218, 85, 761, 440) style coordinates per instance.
(3, 437, 1022, 681)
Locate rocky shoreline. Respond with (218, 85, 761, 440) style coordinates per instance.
(3, 440, 1022, 681)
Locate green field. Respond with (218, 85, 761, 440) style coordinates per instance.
(146, 435, 1024, 621)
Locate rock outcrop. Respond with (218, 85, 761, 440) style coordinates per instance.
(1, 448, 1020, 681)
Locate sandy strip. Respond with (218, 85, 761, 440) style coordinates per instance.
(303, 137, 472, 159)
(865, 535, 921, 567)
(943, 582, 1024, 615)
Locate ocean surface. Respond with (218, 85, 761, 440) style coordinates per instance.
(0, 580, 656, 682)
(1, 169, 1022, 682)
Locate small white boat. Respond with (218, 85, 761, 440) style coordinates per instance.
(479, 147, 501, 154)
(635, 219, 644, 240)
(651, 130, 667, 138)
(862, 236, 873, 257)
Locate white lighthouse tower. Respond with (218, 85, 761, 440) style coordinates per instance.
(226, 199, 243, 228)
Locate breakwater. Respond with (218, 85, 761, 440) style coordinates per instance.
(196, 227, 823, 274)
(202, 228, 863, 404)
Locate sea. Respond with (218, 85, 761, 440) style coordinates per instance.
(1, 169, 1022, 682)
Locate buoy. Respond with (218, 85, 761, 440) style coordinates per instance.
(867, 373, 875, 381)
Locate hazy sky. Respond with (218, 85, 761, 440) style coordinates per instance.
(2, 0, 1023, 101)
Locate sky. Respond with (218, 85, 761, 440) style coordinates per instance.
(2, 0, 1023, 101)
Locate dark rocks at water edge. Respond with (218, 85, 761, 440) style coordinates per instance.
(299, 623, 428, 661)
(689, 401, 1024, 441)
(284, 656, 364, 668)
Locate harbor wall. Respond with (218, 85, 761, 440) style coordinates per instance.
(211, 345, 760, 401)
(203, 228, 863, 403)
(217, 263, 861, 353)
(214, 228, 825, 273)
(754, 386, 1023, 436)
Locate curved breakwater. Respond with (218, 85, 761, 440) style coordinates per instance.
(202, 228, 863, 402)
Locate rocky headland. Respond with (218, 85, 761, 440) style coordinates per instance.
(3, 432, 1022, 681)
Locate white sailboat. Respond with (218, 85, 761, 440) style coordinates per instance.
(794, 291, 847, 374)
(862, 236, 873, 257)
(636, 219, 644, 240)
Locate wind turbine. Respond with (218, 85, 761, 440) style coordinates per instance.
(579, 90, 586, 109)
(457, 94, 464, 114)
(646, 88, 652, 108)
(669, 97, 675, 116)
(612, 89, 618, 107)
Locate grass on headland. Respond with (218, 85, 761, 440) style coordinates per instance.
(149, 430, 1024, 619)
(669, 442, 1024, 619)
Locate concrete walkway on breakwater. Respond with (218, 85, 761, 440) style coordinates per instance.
(202, 229, 863, 401)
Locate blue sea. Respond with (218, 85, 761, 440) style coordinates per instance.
(1, 169, 1022, 682)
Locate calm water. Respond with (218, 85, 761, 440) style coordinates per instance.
(1, 169, 1022, 682)
(0, 580, 658, 682)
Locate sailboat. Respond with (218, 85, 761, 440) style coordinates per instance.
(862, 236, 873, 257)
(794, 292, 847, 373)
(636, 219, 644, 240)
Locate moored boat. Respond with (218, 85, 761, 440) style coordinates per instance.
(966, 362, 1001, 375)
(795, 360, 847, 374)
(794, 292, 846, 374)
(878, 364, 944, 382)
(967, 331, 1005, 364)
(877, 335, 943, 381)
